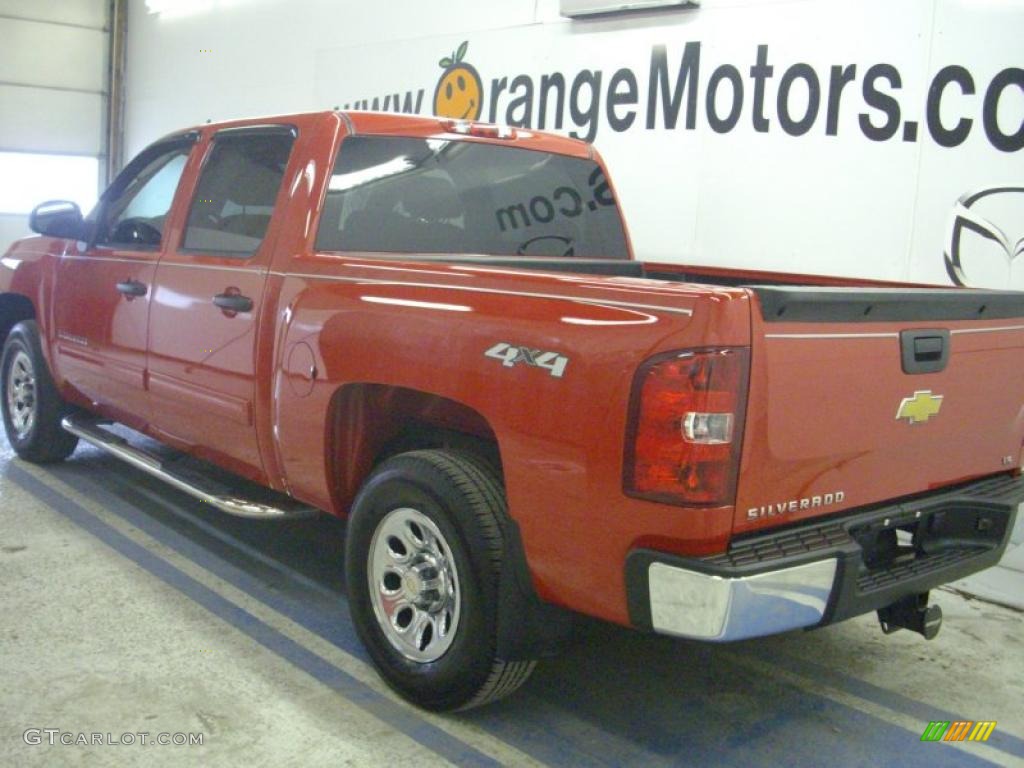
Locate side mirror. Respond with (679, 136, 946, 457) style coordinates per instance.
(29, 200, 85, 240)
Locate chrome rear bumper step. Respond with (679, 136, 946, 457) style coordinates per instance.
(61, 415, 319, 520)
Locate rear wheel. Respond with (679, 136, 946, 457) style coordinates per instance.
(345, 449, 535, 711)
(1, 320, 78, 462)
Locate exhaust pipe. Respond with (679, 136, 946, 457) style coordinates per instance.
(877, 592, 942, 640)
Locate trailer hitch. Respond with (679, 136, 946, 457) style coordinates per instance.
(877, 593, 942, 640)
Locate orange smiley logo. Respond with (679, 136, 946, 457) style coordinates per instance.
(433, 41, 483, 121)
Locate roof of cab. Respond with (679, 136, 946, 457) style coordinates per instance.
(162, 110, 594, 160)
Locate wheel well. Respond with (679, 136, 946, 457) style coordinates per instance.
(326, 382, 572, 660)
(326, 383, 501, 515)
(0, 294, 36, 346)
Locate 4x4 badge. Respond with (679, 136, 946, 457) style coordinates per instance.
(485, 342, 569, 378)
(896, 390, 943, 425)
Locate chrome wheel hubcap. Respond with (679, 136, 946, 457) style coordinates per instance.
(368, 507, 461, 663)
(6, 350, 37, 440)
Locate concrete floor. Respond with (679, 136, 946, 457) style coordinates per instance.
(1, 437, 1023, 767)
(954, 511, 1024, 611)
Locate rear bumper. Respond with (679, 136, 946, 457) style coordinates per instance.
(625, 472, 1023, 641)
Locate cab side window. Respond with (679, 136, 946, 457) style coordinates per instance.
(96, 146, 191, 248)
(182, 129, 295, 257)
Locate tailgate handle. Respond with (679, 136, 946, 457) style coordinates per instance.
(914, 336, 943, 360)
(900, 329, 950, 374)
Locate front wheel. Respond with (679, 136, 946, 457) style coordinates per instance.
(1, 320, 78, 463)
(345, 449, 536, 711)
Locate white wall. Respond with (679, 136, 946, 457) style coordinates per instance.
(123, 0, 541, 146)
(123, 0, 1024, 287)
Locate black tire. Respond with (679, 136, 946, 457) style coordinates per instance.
(345, 449, 536, 711)
(1, 320, 78, 463)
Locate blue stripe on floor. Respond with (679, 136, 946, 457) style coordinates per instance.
(27, 458, 1013, 768)
(57, 464, 671, 767)
(756, 647, 1024, 759)
(8, 463, 502, 768)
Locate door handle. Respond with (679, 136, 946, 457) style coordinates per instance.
(213, 292, 253, 313)
(116, 279, 147, 297)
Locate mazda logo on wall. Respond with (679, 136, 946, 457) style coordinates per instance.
(945, 186, 1024, 289)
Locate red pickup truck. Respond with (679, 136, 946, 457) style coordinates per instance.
(2, 111, 1023, 711)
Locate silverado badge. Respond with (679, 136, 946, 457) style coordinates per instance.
(896, 390, 943, 425)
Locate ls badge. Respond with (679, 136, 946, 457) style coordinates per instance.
(485, 342, 569, 378)
(896, 390, 943, 425)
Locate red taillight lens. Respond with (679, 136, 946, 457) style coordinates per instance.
(624, 347, 749, 506)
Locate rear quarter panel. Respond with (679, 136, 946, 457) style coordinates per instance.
(271, 259, 752, 622)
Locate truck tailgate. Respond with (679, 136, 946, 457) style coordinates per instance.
(734, 286, 1024, 535)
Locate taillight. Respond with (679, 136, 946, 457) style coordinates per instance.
(624, 347, 749, 506)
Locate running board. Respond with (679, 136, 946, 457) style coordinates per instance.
(61, 415, 318, 520)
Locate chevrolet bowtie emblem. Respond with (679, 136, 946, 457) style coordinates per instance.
(896, 390, 944, 425)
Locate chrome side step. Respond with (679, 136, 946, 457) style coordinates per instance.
(61, 415, 318, 520)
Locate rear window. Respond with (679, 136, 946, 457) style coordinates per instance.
(316, 136, 629, 259)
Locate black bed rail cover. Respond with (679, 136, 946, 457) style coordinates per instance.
(747, 285, 1024, 323)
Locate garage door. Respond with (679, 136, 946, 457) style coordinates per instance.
(0, 0, 108, 248)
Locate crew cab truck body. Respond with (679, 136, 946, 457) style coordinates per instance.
(2, 110, 1022, 710)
